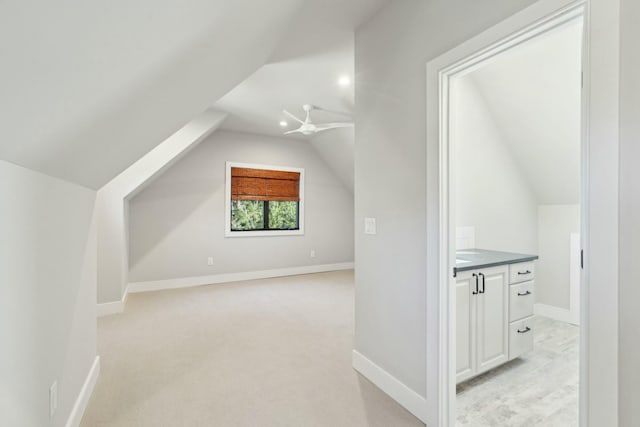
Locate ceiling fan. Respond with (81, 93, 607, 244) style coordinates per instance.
(282, 104, 353, 136)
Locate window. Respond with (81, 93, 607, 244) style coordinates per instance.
(225, 162, 304, 237)
(230, 200, 299, 231)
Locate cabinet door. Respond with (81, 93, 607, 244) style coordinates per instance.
(476, 266, 509, 374)
(456, 270, 476, 383)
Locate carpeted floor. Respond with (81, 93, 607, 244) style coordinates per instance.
(81, 271, 424, 427)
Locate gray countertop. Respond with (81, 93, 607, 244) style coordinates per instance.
(454, 248, 538, 274)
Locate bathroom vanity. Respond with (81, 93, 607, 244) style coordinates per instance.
(454, 249, 538, 384)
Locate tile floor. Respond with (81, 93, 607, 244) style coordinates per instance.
(456, 316, 579, 427)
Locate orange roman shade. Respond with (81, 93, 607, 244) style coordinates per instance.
(231, 167, 300, 202)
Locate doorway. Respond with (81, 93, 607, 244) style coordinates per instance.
(451, 15, 583, 426)
(425, 1, 589, 425)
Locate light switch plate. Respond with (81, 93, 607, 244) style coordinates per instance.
(364, 217, 376, 235)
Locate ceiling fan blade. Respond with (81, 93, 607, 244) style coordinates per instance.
(284, 129, 302, 135)
(312, 106, 352, 117)
(283, 110, 305, 125)
(314, 122, 354, 131)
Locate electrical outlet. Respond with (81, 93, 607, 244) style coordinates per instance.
(364, 217, 377, 235)
(207, 257, 214, 266)
(310, 250, 316, 258)
(49, 381, 57, 418)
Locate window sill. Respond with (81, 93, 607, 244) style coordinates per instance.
(225, 229, 304, 238)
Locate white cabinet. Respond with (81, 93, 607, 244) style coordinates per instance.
(507, 262, 535, 361)
(456, 265, 509, 383)
(456, 272, 475, 382)
(456, 260, 536, 384)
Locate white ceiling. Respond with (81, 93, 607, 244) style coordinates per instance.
(215, 35, 355, 139)
(465, 18, 583, 205)
(214, 0, 390, 192)
(0, 0, 304, 189)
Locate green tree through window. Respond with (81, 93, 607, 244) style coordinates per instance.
(231, 200, 298, 231)
(231, 200, 264, 230)
(268, 201, 298, 229)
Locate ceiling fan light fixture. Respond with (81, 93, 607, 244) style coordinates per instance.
(282, 105, 353, 136)
(279, 120, 288, 127)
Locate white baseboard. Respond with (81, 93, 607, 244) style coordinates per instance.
(128, 262, 355, 294)
(97, 287, 129, 317)
(535, 303, 571, 323)
(65, 356, 100, 427)
(352, 350, 427, 423)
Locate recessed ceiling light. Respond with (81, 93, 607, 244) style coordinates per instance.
(338, 75, 351, 87)
(279, 120, 288, 127)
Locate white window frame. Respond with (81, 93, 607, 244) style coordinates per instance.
(225, 161, 305, 237)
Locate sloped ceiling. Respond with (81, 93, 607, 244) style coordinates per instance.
(0, 0, 303, 189)
(310, 127, 354, 193)
(466, 18, 583, 205)
(214, 0, 390, 193)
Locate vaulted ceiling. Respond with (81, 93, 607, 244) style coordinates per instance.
(0, 0, 304, 189)
(214, 0, 389, 193)
(466, 18, 583, 205)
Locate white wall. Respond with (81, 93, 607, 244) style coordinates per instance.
(0, 160, 97, 427)
(619, 0, 640, 423)
(467, 19, 582, 206)
(96, 109, 226, 304)
(454, 77, 538, 254)
(537, 204, 580, 309)
(128, 130, 354, 283)
(96, 192, 128, 304)
(310, 127, 355, 194)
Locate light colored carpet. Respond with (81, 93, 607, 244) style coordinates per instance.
(81, 271, 424, 427)
(456, 316, 579, 426)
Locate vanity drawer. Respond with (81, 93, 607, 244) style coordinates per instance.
(509, 316, 534, 360)
(509, 261, 535, 284)
(509, 281, 535, 322)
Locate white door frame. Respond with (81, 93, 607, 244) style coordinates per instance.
(425, 1, 588, 425)
(570, 232, 581, 325)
